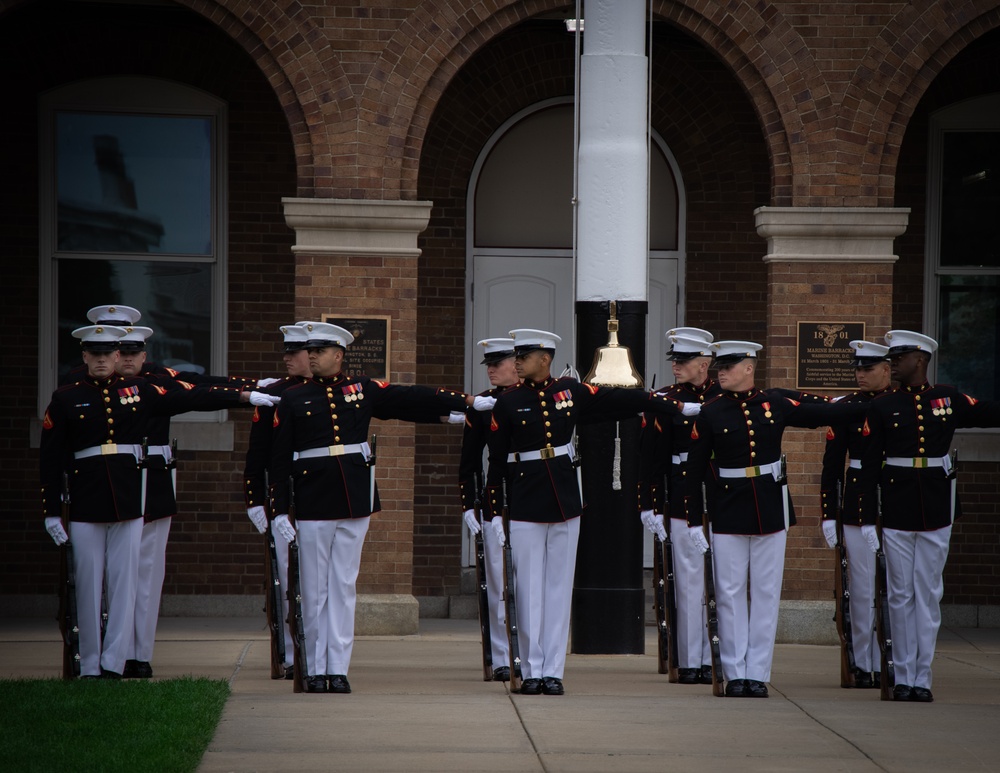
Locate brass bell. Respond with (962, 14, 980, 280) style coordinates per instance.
(583, 301, 644, 388)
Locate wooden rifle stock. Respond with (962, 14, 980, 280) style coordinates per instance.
(57, 472, 80, 679)
(286, 476, 309, 693)
(263, 470, 286, 679)
(701, 482, 725, 696)
(500, 479, 523, 693)
(874, 486, 895, 700)
(652, 497, 678, 680)
(833, 481, 857, 688)
(472, 471, 493, 681)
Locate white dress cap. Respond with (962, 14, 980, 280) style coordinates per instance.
(86, 304, 142, 325)
(280, 324, 311, 351)
(509, 328, 561, 353)
(478, 337, 516, 364)
(884, 330, 938, 355)
(667, 333, 715, 360)
(711, 339, 763, 365)
(299, 321, 355, 349)
(849, 339, 889, 366)
(665, 327, 714, 345)
(118, 326, 155, 351)
(72, 324, 128, 351)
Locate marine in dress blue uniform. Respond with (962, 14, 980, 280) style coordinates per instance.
(858, 330, 1000, 702)
(268, 322, 471, 694)
(684, 340, 866, 698)
(458, 337, 517, 681)
(485, 329, 698, 696)
(40, 325, 261, 678)
(638, 328, 720, 685)
(818, 339, 893, 689)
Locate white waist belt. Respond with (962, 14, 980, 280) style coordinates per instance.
(671, 452, 689, 465)
(145, 444, 173, 460)
(74, 443, 142, 460)
(294, 442, 370, 461)
(508, 442, 574, 464)
(717, 460, 782, 480)
(848, 459, 861, 469)
(886, 455, 950, 470)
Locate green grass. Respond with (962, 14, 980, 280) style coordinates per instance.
(0, 676, 229, 773)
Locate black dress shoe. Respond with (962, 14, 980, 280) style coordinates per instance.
(492, 666, 510, 682)
(746, 680, 769, 698)
(853, 670, 873, 689)
(892, 684, 913, 701)
(910, 686, 934, 703)
(699, 665, 714, 685)
(519, 678, 543, 695)
(873, 672, 881, 689)
(100, 669, 122, 680)
(305, 675, 328, 693)
(677, 668, 699, 685)
(328, 674, 352, 694)
(724, 678, 746, 697)
(123, 660, 139, 678)
(284, 666, 294, 680)
(541, 677, 564, 695)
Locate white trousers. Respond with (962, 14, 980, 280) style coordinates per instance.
(670, 518, 711, 669)
(712, 530, 786, 683)
(482, 526, 509, 665)
(883, 526, 951, 689)
(509, 517, 580, 680)
(843, 524, 878, 673)
(70, 519, 143, 676)
(297, 517, 370, 677)
(129, 516, 171, 663)
(272, 521, 293, 669)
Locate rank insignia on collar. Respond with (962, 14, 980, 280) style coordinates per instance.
(342, 383, 364, 402)
(118, 385, 141, 405)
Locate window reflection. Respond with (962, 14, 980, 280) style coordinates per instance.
(938, 275, 999, 401)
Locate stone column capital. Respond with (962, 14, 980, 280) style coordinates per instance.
(754, 206, 910, 263)
(281, 197, 433, 257)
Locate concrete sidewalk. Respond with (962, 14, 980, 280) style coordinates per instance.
(2, 617, 999, 772)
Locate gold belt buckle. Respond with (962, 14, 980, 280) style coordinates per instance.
(539, 447, 556, 460)
(914, 457, 928, 468)
(101, 444, 119, 455)
(328, 444, 346, 457)
(744, 465, 761, 477)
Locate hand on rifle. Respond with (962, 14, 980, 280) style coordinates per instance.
(688, 525, 709, 555)
(247, 506, 268, 534)
(822, 519, 838, 548)
(45, 517, 69, 546)
(463, 509, 481, 535)
(490, 516, 505, 547)
(640, 509, 667, 541)
(273, 514, 296, 543)
(861, 524, 880, 553)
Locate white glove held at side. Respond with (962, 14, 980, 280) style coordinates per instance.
(688, 525, 710, 555)
(639, 509, 656, 533)
(249, 391, 281, 407)
(256, 377, 281, 388)
(473, 395, 497, 412)
(463, 508, 481, 535)
(680, 402, 702, 417)
(861, 524, 880, 553)
(45, 517, 69, 546)
(652, 513, 668, 542)
(273, 514, 296, 543)
(491, 516, 505, 547)
(247, 506, 268, 534)
(822, 519, 838, 549)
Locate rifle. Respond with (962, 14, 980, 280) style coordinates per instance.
(500, 479, 523, 693)
(874, 486, 895, 701)
(263, 470, 286, 679)
(286, 476, 309, 693)
(652, 490, 678, 679)
(832, 480, 857, 688)
(702, 482, 724, 697)
(56, 472, 80, 679)
(472, 470, 493, 681)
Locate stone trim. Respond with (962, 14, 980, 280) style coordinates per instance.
(755, 206, 910, 263)
(282, 197, 433, 257)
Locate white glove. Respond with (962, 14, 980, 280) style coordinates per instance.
(45, 517, 68, 546)
(463, 508, 481, 534)
(247, 506, 268, 534)
(862, 524, 880, 553)
(473, 395, 497, 412)
(491, 516, 506, 547)
(680, 402, 702, 417)
(688, 525, 710, 555)
(273, 514, 296, 543)
(249, 391, 281, 407)
(256, 377, 281, 388)
(447, 411, 467, 425)
(822, 519, 838, 549)
(639, 509, 656, 533)
(651, 514, 667, 541)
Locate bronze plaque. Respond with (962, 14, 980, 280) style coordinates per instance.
(796, 321, 865, 390)
(323, 314, 392, 380)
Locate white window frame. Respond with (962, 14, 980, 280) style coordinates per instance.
(924, 94, 1000, 461)
(38, 76, 228, 422)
